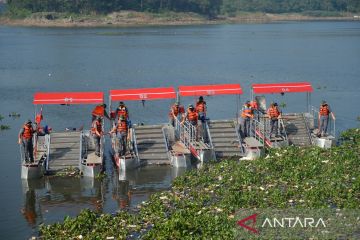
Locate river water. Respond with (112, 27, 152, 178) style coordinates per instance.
(0, 21, 359, 239)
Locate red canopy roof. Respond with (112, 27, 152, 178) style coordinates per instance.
(178, 84, 243, 97)
(110, 87, 176, 101)
(252, 82, 313, 94)
(33, 92, 104, 105)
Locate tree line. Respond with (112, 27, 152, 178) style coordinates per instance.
(6, 0, 360, 17)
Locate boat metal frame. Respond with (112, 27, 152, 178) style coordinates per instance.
(251, 82, 313, 148)
(31, 91, 105, 177)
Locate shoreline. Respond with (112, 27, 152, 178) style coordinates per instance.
(0, 11, 359, 28)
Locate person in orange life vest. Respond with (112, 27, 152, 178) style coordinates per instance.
(169, 101, 185, 127)
(196, 96, 207, 122)
(92, 103, 110, 121)
(318, 100, 335, 137)
(240, 101, 254, 138)
(250, 100, 259, 117)
(18, 119, 35, 163)
(182, 105, 199, 140)
(115, 102, 129, 122)
(267, 102, 282, 137)
(182, 104, 198, 126)
(109, 115, 130, 156)
(34, 113, 52, 136)
(250, 100, 258, 110)
(91, 116, 103, 156)
(196, 96, 208, 142)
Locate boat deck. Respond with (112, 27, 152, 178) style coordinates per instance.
(171, 141, 190, 154)
(48, 131, 81, 172)
(85, 152, 102, 164)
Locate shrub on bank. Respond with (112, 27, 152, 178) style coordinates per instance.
(39, 128, 360, 239)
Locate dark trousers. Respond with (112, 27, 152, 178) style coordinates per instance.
(93, 134, 101, 155)
(198, 114, 208, 142)
(117, 132, 127, 156)
(270, 119, 279, 136)
(319, 115, 329, 135)
(22, 139, 34, 163)
(242, 118, 251, 138)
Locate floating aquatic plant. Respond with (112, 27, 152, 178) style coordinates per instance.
(39, 128, 360, 239)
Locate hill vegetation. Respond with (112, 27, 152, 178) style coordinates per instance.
(4, 0, 360, 19)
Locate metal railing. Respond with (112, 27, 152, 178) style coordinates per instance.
(19, 133, 51, 167)
(250, 117, 268, 147)
(174, 117, 197, 150)
(79, 132, 84, 169)
(45, 134, 51, 171)
(204, 121, 214, 149)
(131, 127, 140, 165)
(309, 106, 336, 138)
(161, 126, 174, 162)
(278, 118, 288, 143)
(250, 113, 288, 148)
(301, 113, 314, 145)
(234, 121, 245, 153)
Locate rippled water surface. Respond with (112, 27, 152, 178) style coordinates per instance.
(0, 21, 359, 239)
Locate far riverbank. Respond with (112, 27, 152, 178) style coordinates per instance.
(1, 11, 359, 28)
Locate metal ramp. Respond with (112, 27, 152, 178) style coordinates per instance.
(47, 131, 81, 172)
(282, 113, 312, 146)
(174, 118, 215, 162)
(251, 115, 289, 148)
(133, 124, 169, 165)
(207, 120, 243, 158)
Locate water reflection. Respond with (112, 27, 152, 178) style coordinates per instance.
(20, 165, 190, 229)
(112, 180, 131, 209)
(115, 165, 190, 209)
(21, 179, 44, 227)
(21, 176, 105, 227)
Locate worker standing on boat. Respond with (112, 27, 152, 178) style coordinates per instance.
(241, 101, 254, 138)
(318, 100, 335, 137)
(18, 119, 35, 163)
(182, 105, 199, 140)
(196, 96, 207, 122)
(92, 103, 110, 121)
(267, 102, 282, 138)
(196, 96, 207, 141)
(91, 116, 103, 157)
(168, 101, 185, 127)
(115, 102, 129, 122)
(250, 100, 259, 120)
(109, 115, 129, 156)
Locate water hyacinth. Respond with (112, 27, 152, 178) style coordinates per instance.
(39, 128, 360, 239)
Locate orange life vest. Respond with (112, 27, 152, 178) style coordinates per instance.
(91, 120, 102, 134)
(169, 105, 184, 118)
(268, 106, 280, 118)
(187, 109, 198, 122)
(117, 106, 128, 119)
(319, 105, 330, 116)
(117, 121, 128, 133)
(35, 114, 43, 125)
(250, 101, 258, 110)
(196, 101, 206, 113)
(22, 124, 34, 140)
(241, 105, 253, 118)
(92, 105, 104, 117)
